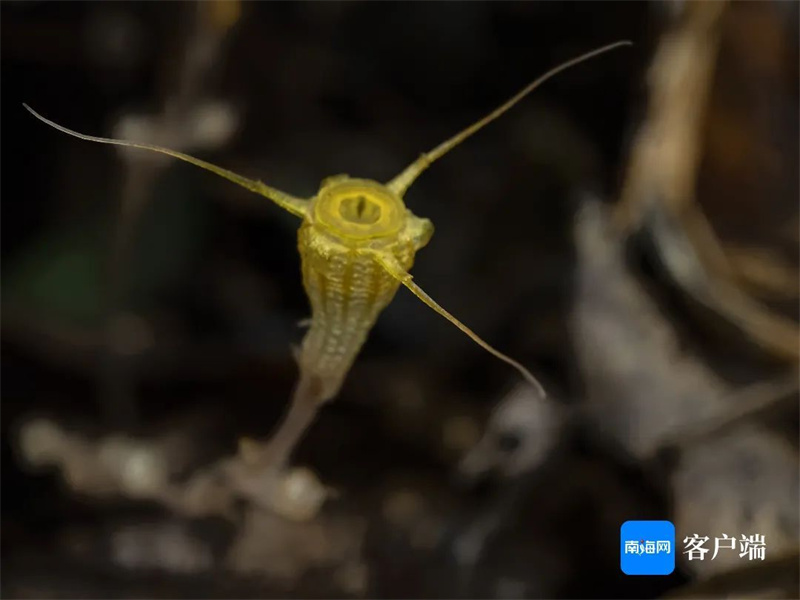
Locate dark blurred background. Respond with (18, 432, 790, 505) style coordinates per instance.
(2, 1, 798, 599)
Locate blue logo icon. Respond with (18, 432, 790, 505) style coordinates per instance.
(620, 520, 675, 575)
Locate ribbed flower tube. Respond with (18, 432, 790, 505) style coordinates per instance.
(296, 223, 415, 402)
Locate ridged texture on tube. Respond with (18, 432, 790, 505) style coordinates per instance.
(297, 222, 416, 401)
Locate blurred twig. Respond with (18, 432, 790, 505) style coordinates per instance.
(613, 0, 799, 362)
(615, 0, 727, 229)
(651, 373, 799, 460)
(100, 1, 241, 427)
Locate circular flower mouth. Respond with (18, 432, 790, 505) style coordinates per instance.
(313, 178, 405, 241)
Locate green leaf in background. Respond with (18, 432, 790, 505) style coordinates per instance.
(3, 164, 213, 330)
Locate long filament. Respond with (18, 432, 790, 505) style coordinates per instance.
(23, 104, 310, 217)
(387, 40, 632, 196)
(374, 253, 547, 397)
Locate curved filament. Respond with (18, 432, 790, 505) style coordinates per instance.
(374, 253, 547, 397)
(23, 104, 309, 217)
(387, 40, 632, 197)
